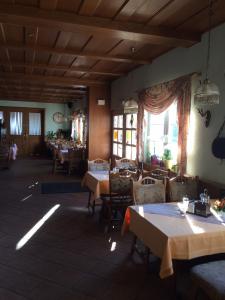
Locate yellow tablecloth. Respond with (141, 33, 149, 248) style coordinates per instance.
(81, 171, 109, 204)
(123, 203, 225, 279)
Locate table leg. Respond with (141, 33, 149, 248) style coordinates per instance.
(130, 234, 137, 255)
(92, 200, 95, 216)
(87, 190, 92, 209)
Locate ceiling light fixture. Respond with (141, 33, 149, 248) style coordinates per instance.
(194, 0, 220, 106)
(123, 98, 138, 114)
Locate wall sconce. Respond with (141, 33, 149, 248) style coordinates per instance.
(197, 109, 211, 128)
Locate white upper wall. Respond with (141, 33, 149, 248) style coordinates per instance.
(111, 22, 225, 184)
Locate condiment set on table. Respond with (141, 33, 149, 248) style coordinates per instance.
(182, 189, 211, 217)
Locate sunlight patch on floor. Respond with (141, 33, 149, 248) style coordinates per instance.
(21, 194, 32, 202)
(16, 204, 60, 250)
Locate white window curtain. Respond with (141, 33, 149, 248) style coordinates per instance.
(29, 113, 41, 136)
(71, 116, 83, 142)
(10, 112, 23, 135)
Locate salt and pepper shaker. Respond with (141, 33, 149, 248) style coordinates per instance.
(200, 188, 210, 204)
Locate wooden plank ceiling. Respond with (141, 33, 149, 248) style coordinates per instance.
(0, 0, 225, 103)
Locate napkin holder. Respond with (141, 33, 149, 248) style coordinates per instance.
(187, 200, 211, 217)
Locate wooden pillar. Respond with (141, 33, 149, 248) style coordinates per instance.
(88, 85, 111, 160)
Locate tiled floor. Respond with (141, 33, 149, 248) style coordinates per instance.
(0, 159, 176, 300)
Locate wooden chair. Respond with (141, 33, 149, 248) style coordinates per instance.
(88, 158, 110, 171)
(100, 171, 133, 232)
(168, 175, 199, 202)
(115, 157, 137, 170)
(52, 147, 65, 174)
(86, 158, 110, 213)
(68, 148, 84, 175)
(0, 143, 10, 169)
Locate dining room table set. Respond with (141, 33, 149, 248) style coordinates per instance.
(47, 139, 86, 164)
(82, 167, 225, 281)
(122, 195, 225, 279)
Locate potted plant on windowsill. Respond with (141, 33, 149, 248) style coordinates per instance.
(163, 149, 173, 170)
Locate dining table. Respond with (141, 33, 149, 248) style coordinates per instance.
(122, 202, 225, 279)
(81, 170, 109, 212)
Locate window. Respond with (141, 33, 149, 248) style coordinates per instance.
(113, 115, 123, 157)
(143, 102, 178, 163)
(10, 112, 23, 135)
(112, 113, 137, 160)
(29, 113, 41, 136)
(71, 115, 85, 143)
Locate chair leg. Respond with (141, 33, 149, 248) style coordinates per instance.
(68, 163, 71, 175)
(52, 160, 56, 174)
(91, 200, 96, 216)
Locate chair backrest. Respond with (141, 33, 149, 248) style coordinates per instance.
(115, 158, 136, 169)
(142, 168, 167, 185)
(68, 148, 84, 161)
(88, 158, 110, 171)
(109, 172, 132, 196)
(133, 176, 166, 204)
(168, 175, 199, 202)
(119, 168, 141, 181)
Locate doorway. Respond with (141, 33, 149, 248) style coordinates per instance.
(0, 107, 45, 157)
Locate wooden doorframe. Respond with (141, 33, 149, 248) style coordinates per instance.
(0, 106, 45, 135)
(0, 106, 45, 156)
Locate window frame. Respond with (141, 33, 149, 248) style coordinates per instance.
(112, 111, 137, 160)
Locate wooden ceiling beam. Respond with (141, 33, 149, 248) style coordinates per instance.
(1, 81, 88, 93)
(2, 61, 124, 77)
(0, 3, 200, 47)
(0, 72, 107, 87)
(0, 42, 150, 65)
(2, 91, 83, 100)
(1, 84, 86, 97)
(0, 95, 74, 103)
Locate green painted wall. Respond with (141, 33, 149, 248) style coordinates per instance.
(0, 100, 71, 135)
